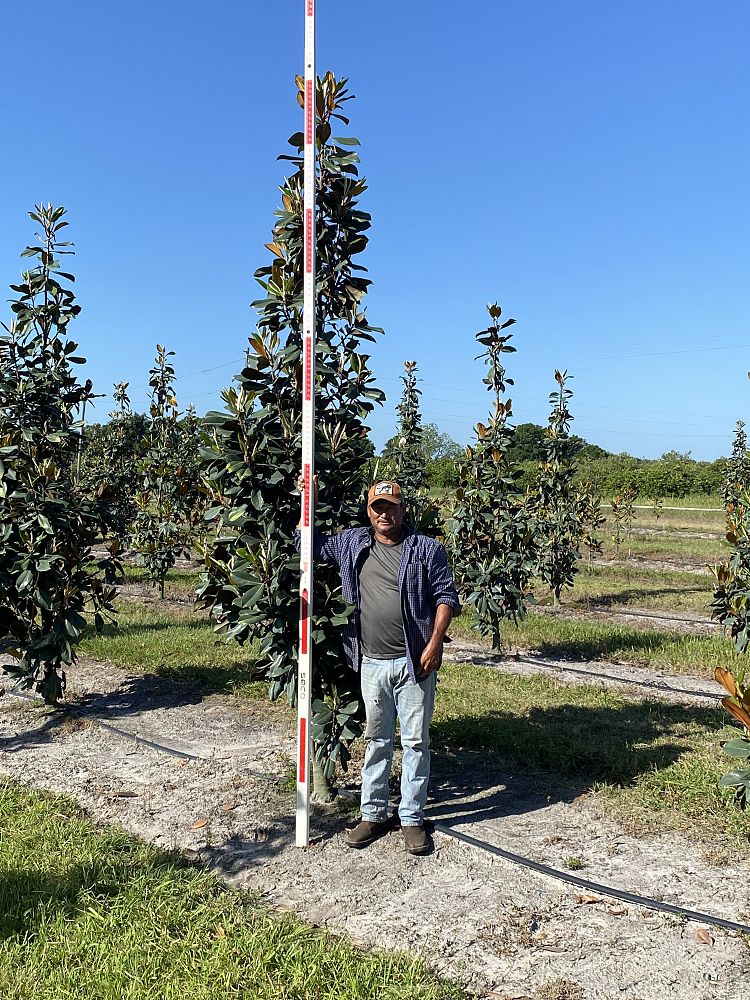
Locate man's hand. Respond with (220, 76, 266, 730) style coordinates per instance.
(297, 473, 319, 499)
(417, 604, 454, 680)
(418, 638, 442, 679)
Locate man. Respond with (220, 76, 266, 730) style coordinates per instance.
(301, 479, 460, 855)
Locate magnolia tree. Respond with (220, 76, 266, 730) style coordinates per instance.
(577, 481, 606, 571)
(723, 419, 750, 513)
(177, 403, 209, 549)
(447, 304, 535, 649)
(382, 361, 442, 535)
(198, 74, 383, 796)
(131, 347, 198, 597)
(532, 370, 584, 604)
(80, 381, 144, 554)
(0, 205, 117, 702)
(711, 492, 750, 808)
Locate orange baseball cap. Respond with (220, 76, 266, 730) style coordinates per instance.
(367, 481, 403, 506)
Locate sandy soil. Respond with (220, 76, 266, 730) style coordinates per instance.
(1, 648, 748, 1000)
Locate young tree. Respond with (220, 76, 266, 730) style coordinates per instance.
(80, 382, 145, 554)
(0, 205, 117, 702)
(723, 419, 750, 513)
(711, 493, 750, 808)
(577, 481, 606, 572)
(198, 74, 383, 795)
(382, 421, 461, 490)
(130, 346, 190, 597)
(447, 303, 535, 649)
(532, 370, 583, 604)
(609, 486, 637, 559)
(382, 361, 442, 534)
(176, 403, 209, 550)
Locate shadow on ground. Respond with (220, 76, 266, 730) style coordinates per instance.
(581, 583, 711, 610)
(528, 626, 717, 664)
(431, 697, 724, 787)
(0, 661, 268, 756)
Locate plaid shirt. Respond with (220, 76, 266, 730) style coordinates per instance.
(302, 526, 460, 681)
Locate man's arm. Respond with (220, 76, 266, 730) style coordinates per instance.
(294, 476, 349, 565)
(418, 602, 453, 678)
(417, 543, 460, 679)
(427, 543, 461, 612)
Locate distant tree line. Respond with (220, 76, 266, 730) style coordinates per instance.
(378, 420, 725, 498)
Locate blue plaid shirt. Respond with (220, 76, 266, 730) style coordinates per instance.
(302, 526, 460, 681)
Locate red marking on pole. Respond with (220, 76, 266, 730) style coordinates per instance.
(305, 80, 314, 144)
(305, 210, 313, 272)
(306, 0, 314, 16)
(304, 337, 312, 401)
(299, 716, 307, 783)
(303, 466, 311, 527)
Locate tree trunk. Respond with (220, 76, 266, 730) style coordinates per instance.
(311, 754, 337, 803)
(490, 613, 501, 652)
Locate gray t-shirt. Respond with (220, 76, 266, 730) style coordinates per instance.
(358, 538, 405, 658)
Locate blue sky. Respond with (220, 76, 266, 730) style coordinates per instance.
(2, 0, 749, 460)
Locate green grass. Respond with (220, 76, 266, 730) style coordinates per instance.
(452, 611, 741, 678)
(556, 562, 714, 615)
(0, 783, 464, 1000)
(434, 663, 749, 843)
(80, 601, 265, 698)
(597, 533, 726, 563)
(123, 564, 200, 596)
(616, 506, 724, 533)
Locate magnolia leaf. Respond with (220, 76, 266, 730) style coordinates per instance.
(722, 697, 750, 730)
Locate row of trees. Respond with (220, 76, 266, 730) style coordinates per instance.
(3, 73, 748, 807)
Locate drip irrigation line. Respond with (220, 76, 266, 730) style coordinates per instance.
(599, 504, 723, 513)
(509, 655, 721, 702)
(430, 824, 750, 936)
(4, 686, 748, 936)
(4, 690, 277, 783)
(569, 605, 719, 629)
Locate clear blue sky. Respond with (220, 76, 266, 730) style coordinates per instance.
(2, 0, 749, 460)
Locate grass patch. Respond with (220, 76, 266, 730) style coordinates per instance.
(0, 783, 464, 1000)
(597, 533, 725, 563)
(123, 564, 200, 597)
(80, 601, 265, 698)
(479, 612, 739, 677)
(612, 506, 724, 534)
(434, 663, 749, 842)
(557, 562, 714, 615)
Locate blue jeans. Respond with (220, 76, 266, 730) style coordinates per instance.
(359, 655, 437, 827)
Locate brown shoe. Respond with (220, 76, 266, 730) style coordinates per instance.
(345, 819, 392, 849)
(402, 824, 431, 855)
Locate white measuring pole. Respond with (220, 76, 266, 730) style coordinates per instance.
(296, 0, 316, 849)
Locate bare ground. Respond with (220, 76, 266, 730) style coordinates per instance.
(1, 650, 748, 1000)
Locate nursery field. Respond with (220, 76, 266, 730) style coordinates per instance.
(2, 494, 749, 999)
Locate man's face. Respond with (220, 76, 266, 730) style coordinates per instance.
(368, 498, 405, 540)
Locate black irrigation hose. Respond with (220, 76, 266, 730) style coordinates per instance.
(5, 689, 280, 782)
(432, 824, 750, 935)
(588, 606, 720, 628)
(94, 717, 202, 761)
(5, 690, 750, 936)
(537, 604, 719, 629)
(510, 655, 721, 703)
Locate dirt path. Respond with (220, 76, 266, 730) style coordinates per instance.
(1, 654, 747, 1000)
